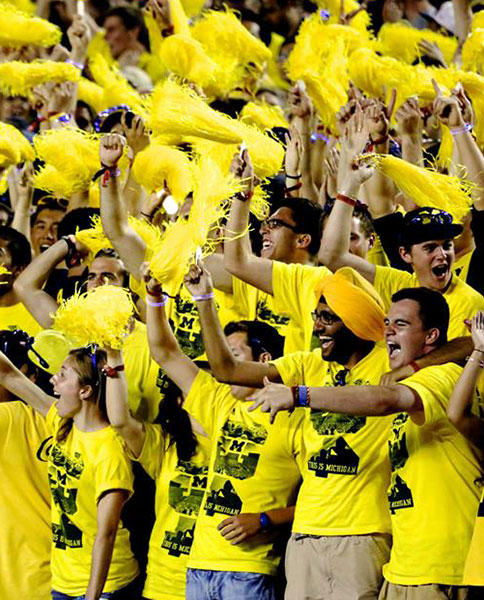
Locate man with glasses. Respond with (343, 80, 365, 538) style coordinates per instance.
(321, 154, 484, 342)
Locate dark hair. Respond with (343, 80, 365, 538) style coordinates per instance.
(224, 320, 285, 360)
(156, 378, 197, 461)
(0, 225, 31, 269)
(57, 208, 100, 238)
(103, 6, 149, 49)
(30, 200, 66, 228)
(91, 247, 130, 287)
(323, 199, 375, 239)
(56, 346, 107, 442)
(276, 197, 324, 256)
(391, 287, 449, 345)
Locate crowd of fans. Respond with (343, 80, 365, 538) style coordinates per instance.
(1, 0, 484, 598)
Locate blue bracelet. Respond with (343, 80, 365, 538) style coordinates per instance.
(297, 386, 309, 407)
(259, 512, 271, 530)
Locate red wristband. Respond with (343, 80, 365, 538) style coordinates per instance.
(409, 360, 420, 373)
(336, 193, 358, 207)
(102, 364, 125, 378)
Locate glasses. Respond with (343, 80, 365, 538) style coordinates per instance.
(260, 218, 298, 232)
(311, 310, 342, 326)
(408, 208, 453, 227)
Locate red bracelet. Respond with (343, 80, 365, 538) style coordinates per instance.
(102, 364, 125, 378)
(409, 360, 420, 373)
(286, 181, 302, 193)
(336, 192, 358, 207)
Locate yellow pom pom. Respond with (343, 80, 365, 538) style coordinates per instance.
(317, 0, 370, 32)
(148, 79, 243, 143)
(132, 141, 193, 202)
(87, 30, 115, 66)
(377, 23, 457, 65)
(0, 60, 79, 96)
(233, 120, 285, 179)
(0, 122, 34, 167)
(436, 124, 453, 170)
(240, 101, 288, 130)
(32, 165, 71, 200)
(53, 286, 135, 350)
(4, 0, 36, 15)
(459, 71, 484, 147)
(472, 11, 484, 31)
(169, 0, 191, 36)
(77, 77, 105, 113)
(0, 2, 61, 47)
(33, 128, 99, 196)
(160, 34, 218, 89)
(462, 28, 484, 73)
(371, 155, 473, 223)
(180, 0, 205, 18)
(90, 55, 146, 116)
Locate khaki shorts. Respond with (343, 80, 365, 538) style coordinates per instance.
(379, 580, 477, 600)
(285, 532, 392, 600)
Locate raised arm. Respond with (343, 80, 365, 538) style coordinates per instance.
(0, 351, 53, 416)
(319, 108, 376, 283)
(447, 312, 484, 449)
(144, 275, 199, 398)
(184, 261, 280, 387)
(104, 348, 145, 458)
(223, 150, 274, 294)
(99, 134, 147, 280)
(14, 236, 87, 328)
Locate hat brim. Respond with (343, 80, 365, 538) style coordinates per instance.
(401, 223, 464, 246)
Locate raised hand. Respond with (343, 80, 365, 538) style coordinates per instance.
(183, 259, 214, 297)
(99, 133, 126, 167)
(432, 79, 464, 129)
(142, 263, 164, 298)
(229, 147, 255, 194)
(395, 96, 422, 138)
(471, 311, 484, 352)
(121, 112, 149, 157)
(452, 83, 474, 127)
(284, 126, 302, 178)
(363, 90, 396, 145)
(67, 14, 90, 62)
(288, 83, 313, 119)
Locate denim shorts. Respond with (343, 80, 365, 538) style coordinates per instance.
(186, 568, 276, 600)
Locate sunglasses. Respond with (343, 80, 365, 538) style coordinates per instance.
(408, 209, 453, 227)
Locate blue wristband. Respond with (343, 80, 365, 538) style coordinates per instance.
(259, 512, 271, 530)
(297, 386, 309, 407)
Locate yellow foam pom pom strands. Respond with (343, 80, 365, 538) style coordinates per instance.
(0, 2, 61, 47)
(0, 123, 34, 167)
(0, 61, 79, 96)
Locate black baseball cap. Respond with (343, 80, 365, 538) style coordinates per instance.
(401, 207, 463, 246)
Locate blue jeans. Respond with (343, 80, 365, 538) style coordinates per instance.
(186, 568, 276, 600)
(52, 582, 136, 600)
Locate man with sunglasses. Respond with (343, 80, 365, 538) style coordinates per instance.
(320, 151, 484, 345)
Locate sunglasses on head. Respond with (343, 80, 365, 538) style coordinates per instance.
(408, 208, 453, 227)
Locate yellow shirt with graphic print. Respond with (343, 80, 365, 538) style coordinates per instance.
(271, 262, 331, 352)
(383, 364, 483, 585)
(272, 346, 392, 535)
(374, 266, 484, 339)
(0, 402, 52, 600)
(185, 369, 304, 576)
(134, 424, 211, 600)
(463, 488, 484, 585)
(45, 403, 138, 596)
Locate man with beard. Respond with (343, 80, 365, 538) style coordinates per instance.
(0, 226, 41, 336)
(250, 287, 482, 598)
(187, 262, 394, 599)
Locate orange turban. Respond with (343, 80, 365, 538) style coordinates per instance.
(314, 267, 385, 342)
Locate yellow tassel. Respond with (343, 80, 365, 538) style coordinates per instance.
(436, 124, 453, 170)
(370, 154, 473, 222)
(4, 0, 36, 15)
(53, 285, 135, 350)
(144, 13, 164, 58)
(233, 120, 285, 179)
(33, 128, 99, 196)
(459, 71, 484, 147)
(472, 12, 484, 31)
(377, 22, 457, 65)
(240, 101, 288, 130)
(148, 79, 243, 143)
(461, 28, 484, 73)
(0, 122, 34, 167)
(0, 60, 79, 96)
(32, 165, 71, 199)
(90, 54, 146, 116)
(132, 141, 193, 202)
(87, 30, 115, 66)
(159, 34, 218, 89)
(0, 170, 8, 195)
(88, 184, 100, 209)
(77, 77, 105, 113)
(316, 0, 370, 32)
(180, 0, 205, 18)
(149, 155, 242, 296)
(0, 2, 61, 47)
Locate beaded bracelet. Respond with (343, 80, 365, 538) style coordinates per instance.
(450, 123, 473, 136)
(192, 292, 215, 302)
(146, 295, 168, 307)
(66, 59, 84, 70)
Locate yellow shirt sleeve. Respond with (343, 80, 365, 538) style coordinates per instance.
(94, 436, 134, 502)
(373, 265, 416, 311)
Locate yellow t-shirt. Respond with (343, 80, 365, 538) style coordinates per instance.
(232, 276, 292, 348)
(272, 346, 393, 536)
(135, 424, 211, 600)
(368, 234, 390, 267)
(0, 402, 52, 600)
(271, 262, 332, 353)
(0, 301, 42, 336)
(185, 369, 303, 576)
(45, 404, 138, 596)
(463, 488, 484, 585)
(124, 320, 163, 422)
(374, 266, 484, 339)
(383, 364, 483, 585)
(454, 251, 472, 283)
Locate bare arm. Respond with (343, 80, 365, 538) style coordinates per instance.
(145, 278, 199, 398)
(85, 489, 130, 600)
(11, 164, 34, 241)
(14, 238, 70, 328)
(447, 312, 484, 449)
(0, 351, 53, 416)
(99, 134, 147, 280)
(224, 150, 274, 295)
(105, 349, 145, 458)
(218, 506, 295, 545)
(185, 263, 280, 386)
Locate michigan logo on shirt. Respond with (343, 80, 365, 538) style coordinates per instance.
(168, 459, 209, 517)
(256, 298, 289, 334)
(310, 412, 367, 436)
(204, 475, 243, 517)
(172, 297, 204, 359)
(308, 436, 360, 478)
(162, 515, 197, 558)
(387, 413, 414, 513)
(213, 417, 268, 480)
